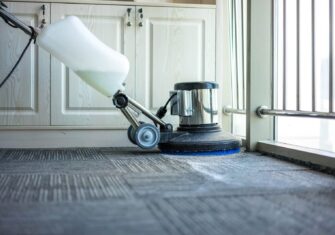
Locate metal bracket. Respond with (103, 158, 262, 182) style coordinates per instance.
(40, 4, 46, 28)
(256, 106, 269, 118)
(223, 105, 233, 116)
(126, 8, 132, 27)
(113, 91, 169, 129)
(138, 8, 143, 27)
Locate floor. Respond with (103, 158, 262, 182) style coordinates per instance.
(0, 148, 334, 235)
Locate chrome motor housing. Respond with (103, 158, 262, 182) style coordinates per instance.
(170, 82, 219, 127)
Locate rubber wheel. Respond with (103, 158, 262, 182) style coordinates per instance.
(134, 123, 160, 149)
(127, 125, 136, 145)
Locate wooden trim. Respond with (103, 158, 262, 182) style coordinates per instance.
(0, 130, 133, 148)
(258, 141, 335, 169)
(246, 0, 274, 150)
(6, 0, 216, 8)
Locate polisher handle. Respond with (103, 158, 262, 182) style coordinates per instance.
(0, 1, 38, 38)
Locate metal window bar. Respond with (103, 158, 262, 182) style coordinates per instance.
(241, 0, 246, 110)
(296, 0, 300, 111)
(233, 0, 240, 110)
(312, 0, 316, 112)
(283, 0, 287, 110)
(224, 0, 335, 120)
(272, 0, 277, 112)
(229, 0, 238, 111)
(225, 0, 246, 114)
(330, 0, 334, 113)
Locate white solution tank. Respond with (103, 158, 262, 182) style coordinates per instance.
(36, 16, 129, 97)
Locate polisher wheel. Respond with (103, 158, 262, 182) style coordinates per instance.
(133, 123, 160, 149)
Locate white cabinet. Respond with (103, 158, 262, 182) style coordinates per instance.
(1, 2, 215, 128)
(50, 4, 136, 127)
(0, 2, 50, 126)
(51, 4, 215, 127)
(136, 6, 215, 124)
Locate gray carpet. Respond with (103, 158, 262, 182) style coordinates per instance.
(0, 148, 335, 235)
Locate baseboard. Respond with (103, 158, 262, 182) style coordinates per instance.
(0, 130, 134, 148)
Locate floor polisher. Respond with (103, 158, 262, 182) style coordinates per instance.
(113, 81, 241, 154)
(1, 4, 241, 154)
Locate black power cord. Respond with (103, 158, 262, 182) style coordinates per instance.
(156, 93, 177, 119)
(0, 30, 35, 88)
(0, 2, 36, 88)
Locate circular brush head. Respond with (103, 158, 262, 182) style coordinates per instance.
(158, 131, 241, 155)
(161, 148, 241, 156)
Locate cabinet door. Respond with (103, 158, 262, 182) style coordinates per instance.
(0, 2, 50, 126)
(51, 4, 135, 127)
(136, 6, 215, 124)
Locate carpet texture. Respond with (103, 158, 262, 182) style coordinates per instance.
(0, 148, 334, 235)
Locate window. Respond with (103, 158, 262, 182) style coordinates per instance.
(274, 0, 335, 152)
(224, 0, 335, 167)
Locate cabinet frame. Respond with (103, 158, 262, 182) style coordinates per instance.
(0, 2, 51, 126)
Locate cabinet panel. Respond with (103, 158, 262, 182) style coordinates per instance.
(0, 2, 50, 126)
(136, 6, 215, 124)
(51, 4, 135, 127)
